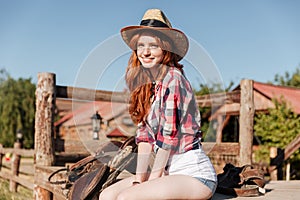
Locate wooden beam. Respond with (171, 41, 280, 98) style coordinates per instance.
(239, 79, 254, 165)
(0, 172, 34, 190)
(35, 73, 56, 166)
(202, 142, 240, 155)
(216, 115, 231, 143)
(34, 72, 56, 200)
(216, 115, 223, 144)
(9, 142, 22, 192)
(284, 133, 300, 160)
(0, 148, 35, 157)
(56, 85, 129, 103)
(35, 165, 68, 200)
(195, 90, 240, 107)
(56, 85, 241, 106)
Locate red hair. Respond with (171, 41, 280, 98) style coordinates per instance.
(125, 31, 183, 124)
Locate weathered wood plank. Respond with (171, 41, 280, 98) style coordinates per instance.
(239, 79, 254, 165)
(34, 165, 67, 200)
(56, 85, 129, 103)
(0, 148, 35, 157)
(284, 133, 300, 160)
(0, 171, 34, 190)
(195, 90, 240, 107)
(34, 72, 56, 199)
(56, 85, 241, 107)
(10, 142, 22, 192)
(203, 142, 240, 155)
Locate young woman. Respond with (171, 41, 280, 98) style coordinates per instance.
(99, 9, 217, 200)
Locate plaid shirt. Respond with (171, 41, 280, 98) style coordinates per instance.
(136, 67, 202, 155)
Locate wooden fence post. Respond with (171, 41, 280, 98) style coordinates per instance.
(239, 79, 254, 165)
(9, 141, 22, 192)
(286, 161, 290, 181)
(270, 147, 284, 180)
(216, 115, 223, 144)
(34, 73, 56, 200)
(269, 146, 278, 180)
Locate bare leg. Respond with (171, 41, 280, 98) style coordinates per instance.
(116, 175, 213, 200)
(99, 175, 135, 200)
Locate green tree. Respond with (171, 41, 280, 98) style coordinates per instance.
(254, 97, 300, 164)
(273, 65, 300, 87)
(0, 69, 36, 148)
(255, 98, 300, 148)
(255, 65, 300, 179)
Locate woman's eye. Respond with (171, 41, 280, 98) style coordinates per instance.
(137, 44, 144, 49)
(150, 45, 159, 49)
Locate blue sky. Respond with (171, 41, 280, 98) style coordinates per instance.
(1, 0, 300, 91)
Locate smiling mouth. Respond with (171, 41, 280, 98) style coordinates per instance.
(142, 58, 154, 63)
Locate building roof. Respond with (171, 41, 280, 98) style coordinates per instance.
(234, 81, 300, 113)
(253, 81, 300, 113)
(106, 127, 128, 137)
(212, 81, 300, 117)
(55, 100, 136, 138)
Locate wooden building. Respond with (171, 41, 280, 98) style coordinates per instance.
(211, 81, 300, 144)
(54, 100, 136, 155)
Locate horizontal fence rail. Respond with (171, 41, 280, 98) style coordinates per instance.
(0, 143, 34, 191)
(56, 85, 241, 107)
(56, 85, 129, 103)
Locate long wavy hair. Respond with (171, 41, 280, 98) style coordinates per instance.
(125, 31, 184, 125)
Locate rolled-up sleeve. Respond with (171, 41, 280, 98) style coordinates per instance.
(135, 123, 155, 145)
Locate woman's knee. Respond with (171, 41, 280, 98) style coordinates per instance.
(99, 188, 115, 200)
(115, 189, 132, 200)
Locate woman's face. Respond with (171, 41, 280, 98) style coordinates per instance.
(136, 34, 164, 69)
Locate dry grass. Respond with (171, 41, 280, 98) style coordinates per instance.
(0, 178, 32, 200)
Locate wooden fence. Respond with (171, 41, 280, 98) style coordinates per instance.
(269, 133, 300, 181)
(1, 72, 298, 199)
(31, 72, 255, 199)
(0, 142, 35, 192)
(0, 72, 253, 199)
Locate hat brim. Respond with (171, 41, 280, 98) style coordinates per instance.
(121, 26, 189, 60)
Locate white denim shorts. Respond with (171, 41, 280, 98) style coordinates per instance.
(165, 147, 217, 191)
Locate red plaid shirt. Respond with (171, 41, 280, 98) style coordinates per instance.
(136, 67, 202, 155)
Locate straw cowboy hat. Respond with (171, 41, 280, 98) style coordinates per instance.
(120, 9, 189, 60)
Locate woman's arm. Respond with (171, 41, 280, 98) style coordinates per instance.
(135, 142, 152, 183)
(148, 147, 170, 180)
